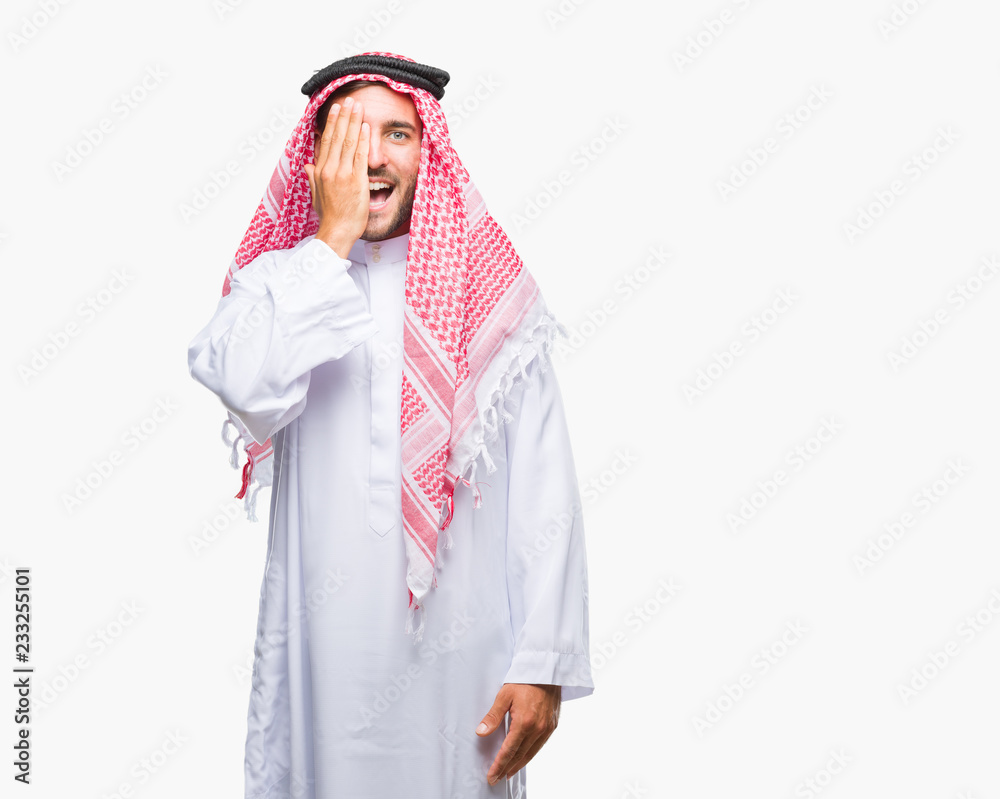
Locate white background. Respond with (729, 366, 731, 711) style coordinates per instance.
(4, 0, 1000, 797)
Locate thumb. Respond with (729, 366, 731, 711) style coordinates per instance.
(476, 687, 511, 736)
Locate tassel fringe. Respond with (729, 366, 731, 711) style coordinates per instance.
(405, 598, 426, 643)
(466, 311, 564, 476)
(421, 310, 565, 627)
(221, 413, 273, 523)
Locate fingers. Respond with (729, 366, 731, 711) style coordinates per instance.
(303, 163, 316, 211)
(494, 714, 557, 782)
(307, 94, 371, 248)
(315, 97, 365, 178)
(487, 722, 527, 785)
(315, 96, 360, 170)
(340, 97, 364, 168)
(314, 101, 340, 173)
(500, 728, 551, 780)
(356, 122, 370, 171)
(485, 685, 561, 784)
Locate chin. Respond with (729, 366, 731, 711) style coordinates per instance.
(365, 214, 407, 241)
(365, 225, 395, 241)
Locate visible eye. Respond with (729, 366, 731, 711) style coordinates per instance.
(389, 131, 408, 141)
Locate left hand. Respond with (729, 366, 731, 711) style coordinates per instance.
(476, 682, 561, 785)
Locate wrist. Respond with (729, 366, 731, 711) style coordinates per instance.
(316, 225, 356, 261)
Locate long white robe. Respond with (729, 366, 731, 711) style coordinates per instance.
(187, 233, 594, 799)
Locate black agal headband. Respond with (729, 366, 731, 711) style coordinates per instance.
(301, 54, 451, 101)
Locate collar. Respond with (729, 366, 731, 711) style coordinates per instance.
(347, 232, 410, 267)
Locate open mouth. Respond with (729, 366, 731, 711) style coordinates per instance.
(369, 181, 394, 211)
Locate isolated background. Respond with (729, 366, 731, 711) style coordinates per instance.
(4, 0, 1000, 796)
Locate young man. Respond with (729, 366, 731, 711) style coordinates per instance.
(187, 52, 593, 798)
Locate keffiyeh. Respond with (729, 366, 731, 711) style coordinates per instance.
(217, 52, 565, 640)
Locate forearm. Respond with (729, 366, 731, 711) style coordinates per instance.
(187, 238, 378, 443)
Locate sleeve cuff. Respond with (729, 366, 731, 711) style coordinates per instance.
(502, 649, 595, 702)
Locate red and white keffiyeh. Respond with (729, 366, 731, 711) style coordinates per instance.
(217, 52, 566, 641)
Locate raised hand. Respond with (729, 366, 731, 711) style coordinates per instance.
(303, 96, 371, 260)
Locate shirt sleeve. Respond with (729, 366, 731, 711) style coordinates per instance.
(186, 237, 380, 445)
(501, 353, 595, 702)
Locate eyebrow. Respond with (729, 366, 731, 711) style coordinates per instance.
(382, 119, 419, 133)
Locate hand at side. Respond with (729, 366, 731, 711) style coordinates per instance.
(476, 682, 561, 785)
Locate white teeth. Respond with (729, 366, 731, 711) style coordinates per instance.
(368, 182, 391, 190)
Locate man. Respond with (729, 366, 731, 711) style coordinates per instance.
(187, 52, 593, 798)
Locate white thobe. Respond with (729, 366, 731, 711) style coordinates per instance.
(187, 233, 594, 799)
